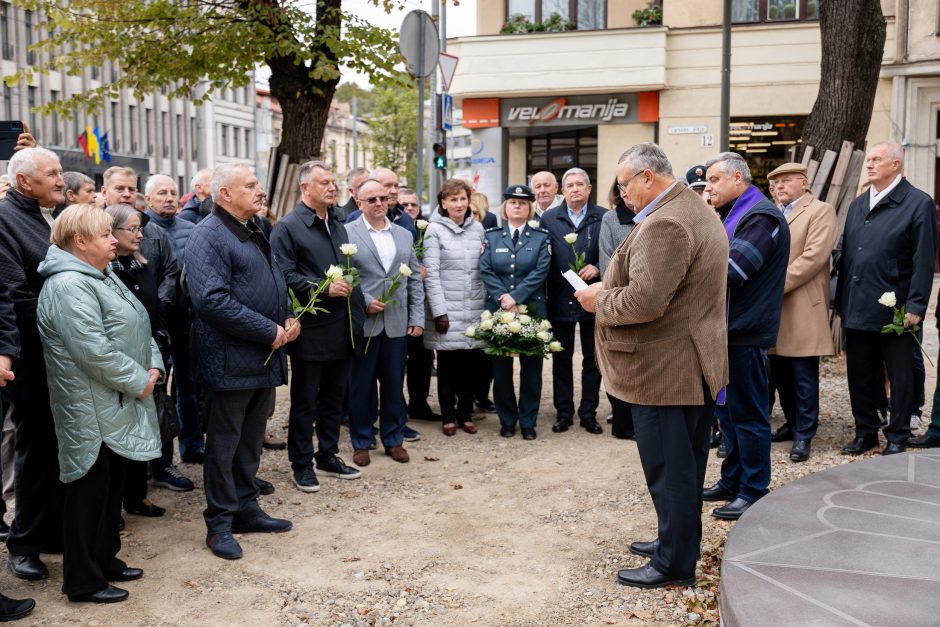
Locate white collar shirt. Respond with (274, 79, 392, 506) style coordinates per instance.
(366, 217, 396, 273)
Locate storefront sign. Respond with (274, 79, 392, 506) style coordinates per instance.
(500, 94, 639, 128)
(668, 125, 708, 135)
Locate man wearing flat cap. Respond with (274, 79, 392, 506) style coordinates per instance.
(766, 163, 837, 462)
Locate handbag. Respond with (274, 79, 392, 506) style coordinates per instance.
(153, 383, 180, 444)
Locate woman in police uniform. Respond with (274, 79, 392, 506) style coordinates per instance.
(479, 185, 551, 439)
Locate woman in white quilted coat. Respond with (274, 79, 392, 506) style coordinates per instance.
(423, 178, 486, 436)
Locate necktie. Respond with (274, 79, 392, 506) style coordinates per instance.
(512, 229, 519, 246)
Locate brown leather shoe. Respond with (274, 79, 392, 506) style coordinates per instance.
(461, 421, 478, 434)
(352, 449, 371, 467)
(262, 434, 287, 450)
(384, 445, 409, 463)
(442, 423, 457, 436)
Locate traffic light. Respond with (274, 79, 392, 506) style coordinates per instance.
(432, 142, 446, 170)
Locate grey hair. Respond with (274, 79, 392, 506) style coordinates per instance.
(705, 152, 752, 184)
(211, 163, 252, 199)
(617, 143, 674, 177)
(870, 141, 904, 164)
(561, 167, 590, 188)
(144, 174, 177, 196)
(531, 171, 557, 185)
(298, 160, 332, 185)
(8, 147, 60, 190)
(190, 168, 213, 191)
(62, 171, 94, 194)
(105, 203, 148, 265)
(356, 177, 384, 195)
(346, 166, 369, 187)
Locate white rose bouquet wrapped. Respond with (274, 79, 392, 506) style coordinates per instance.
(466, 307, 563, 357)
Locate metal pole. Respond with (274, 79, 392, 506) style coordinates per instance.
(351, 95, 358, 169)
(416, 20, 426, 207)
(428, 0, 440, 206)
(719, 0, 732, 152)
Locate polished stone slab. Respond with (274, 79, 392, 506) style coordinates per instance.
(720, 451, 940, 626)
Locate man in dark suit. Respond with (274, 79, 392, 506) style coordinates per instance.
(576, 143, 729, 589)
(335, 167, 368, 222)
(540, 168, 606, 435)
(270, 161, 365, 493)
(836, 141, 937, 456)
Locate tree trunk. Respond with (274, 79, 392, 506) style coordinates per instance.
(798, 0, 885, 160)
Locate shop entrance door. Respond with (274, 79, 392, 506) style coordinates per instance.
(526, 127, 598, 204)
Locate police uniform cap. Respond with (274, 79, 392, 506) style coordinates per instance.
(685, 165, 707, 189)
(502, 184, 535, 201)
(767, 162, 808, 180)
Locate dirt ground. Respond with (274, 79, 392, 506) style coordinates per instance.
(6, 292, 938, 626)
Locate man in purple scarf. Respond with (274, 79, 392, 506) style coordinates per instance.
(700, 152, 790, 521)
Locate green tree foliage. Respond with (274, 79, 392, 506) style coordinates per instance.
(7, 0, 406, 162)
(366, 79, 419, 188)
(334, 82, 376, 116)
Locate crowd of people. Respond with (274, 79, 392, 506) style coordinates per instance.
(0, 128, 936, 617)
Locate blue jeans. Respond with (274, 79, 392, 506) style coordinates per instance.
(717, 346, 771, 503)
(348, 333, 407, 451)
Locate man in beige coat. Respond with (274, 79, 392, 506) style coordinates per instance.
(576, 143, 728, 589)
(766, 163, 837, 462)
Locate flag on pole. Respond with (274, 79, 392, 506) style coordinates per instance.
(77, 130, 88, 156)
(92, 127, 102, 165)
(86, 126, 100, 164)
(100, 132, 111, 163)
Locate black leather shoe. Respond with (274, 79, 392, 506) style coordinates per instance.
(255, 477, 275, 496)
(231, 513, 293, 534)
(0, 593, 34, 620)
(552, 418, 573, 433)
(789, 439, 811, 462)
(206, 532, 243, 559)
(770, 425, 794, 442)
(0, 520, 10, 542)
(68, 585, 129, 604)
(475, 399, 496, 412)
(499, 426, 515, 438)
(702, 482, 736, 502)
(8, 555, 48, 581)
(841, 434, 879, 455)
(522, 428, 537, 440)
(716, 441, 727, 458)
(883, 441, 907, 456)
(581, 419, 603, 434)
(629, 539, 660, 559)
(712, 497, 752, 520)
(107, 567, 143, 582)
(709, 428, 722, 449)
(124, 499, 166, 517)
(616, 563, 695, 589)
(909, 434, 940, 448)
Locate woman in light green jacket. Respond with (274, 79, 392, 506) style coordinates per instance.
(36, 204, 163, 605)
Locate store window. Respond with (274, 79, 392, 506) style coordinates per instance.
(732, 0, 820, 22)
(729, 116, 807, 192)
(526, 128, 598, 203)
(506, 0, 606, 30)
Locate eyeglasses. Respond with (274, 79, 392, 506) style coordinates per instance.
(401, 202, 419, 208)
(115, 226, 142, 234)
(362, 195, 389, 205)
(617, 170, 645, 194)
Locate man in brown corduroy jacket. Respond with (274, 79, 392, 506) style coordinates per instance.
(576, 143, 729, 589)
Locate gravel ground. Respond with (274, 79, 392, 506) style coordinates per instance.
(5, 293, 937, 626)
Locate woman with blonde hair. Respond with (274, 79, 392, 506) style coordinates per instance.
(37, 203, 163, 603)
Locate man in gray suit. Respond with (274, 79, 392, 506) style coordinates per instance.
(346, 178, 425, 467)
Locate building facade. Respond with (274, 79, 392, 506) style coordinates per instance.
(448, 0, 938, 208)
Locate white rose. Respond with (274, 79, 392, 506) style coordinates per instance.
(416, 219, 429, 230)
(517, 304, 528, 314)
(564, 233, 578, 244)
(479, 319, 493, 331)
(508, 321, 522, 333)
(398, 263, 413, 277)
(465, 325, 477, 338)
(878, 291, 897, 308)
(519, 314, 531, 324)
(549, 341, 563, 352)
(500, 312, 515, 324)
(481, 310, 493, 320)
(539, 319, 552, 331)
(325, 265, 344, 281)
(339, 243, 358, 256)
(537, 331, 550, 342)
(527, 219, 540, 229)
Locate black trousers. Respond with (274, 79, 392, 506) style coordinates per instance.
(845, 328, 914, 443)
(6, 355, 63, 556)
(437, 349, 482, 424)
(492, 354, 543, 429)
(203, 388, 272, 533)
(62, 445, 128, 596)
(608, 393, 635, 438)
(475, 354, 494, 403)
(287, 358, 347, 471)
(630, 384, 713, 579)
(406, 335, 435, 418)
(768, 355, 820, 441)
(550, 319, 601, 421)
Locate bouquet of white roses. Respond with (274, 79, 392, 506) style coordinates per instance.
(465, 305, 563, 358)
